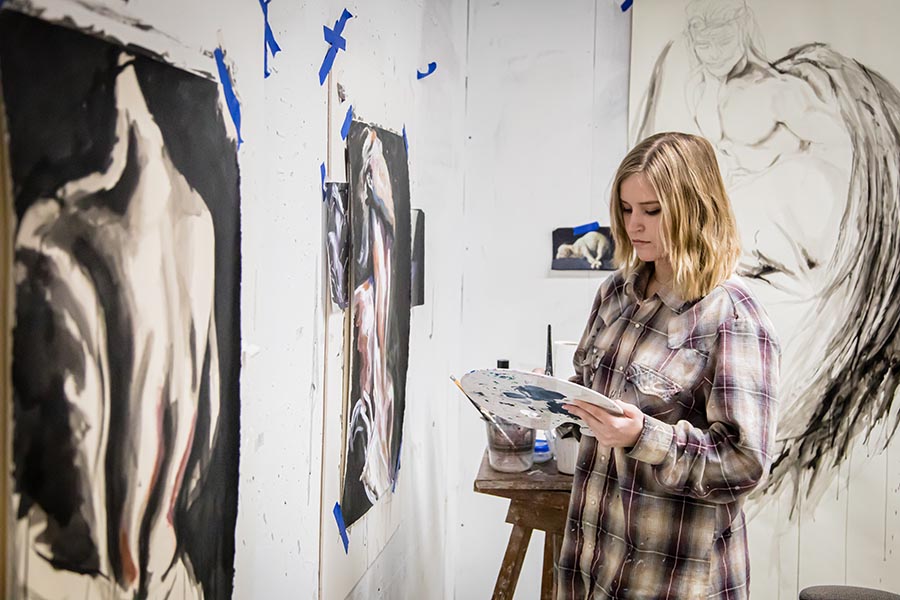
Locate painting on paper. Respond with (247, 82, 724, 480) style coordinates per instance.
(552, 225, 615, 271)
(629, 0, 900, 507)
(341, 121, 411, 527)
(2, 12, 240, 598)
(324, 182, 350, 309)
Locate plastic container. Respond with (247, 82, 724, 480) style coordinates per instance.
(554, 436, 578, 474)
(533, 431, 552, 463)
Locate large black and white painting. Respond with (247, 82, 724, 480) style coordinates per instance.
(341, 121, 411, 527)
(2, 12, 240, 599)
(629, 0, 900, 508)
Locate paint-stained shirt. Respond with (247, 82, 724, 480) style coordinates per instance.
(557, 265, 780, 600)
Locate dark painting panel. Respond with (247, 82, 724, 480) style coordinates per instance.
(1, 12, 240, 599)
(341, 121, 411, 527)
(411, 209, 425, 307)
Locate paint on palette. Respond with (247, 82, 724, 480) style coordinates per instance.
(458, 369, 621, 434)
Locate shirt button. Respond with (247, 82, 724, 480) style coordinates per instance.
(634, 323, 641, 328)
(617, 366, 624, 372)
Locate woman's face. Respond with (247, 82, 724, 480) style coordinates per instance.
(620, 172, 667, 263)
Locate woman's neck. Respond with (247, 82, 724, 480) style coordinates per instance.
(652, 259, 673, 286)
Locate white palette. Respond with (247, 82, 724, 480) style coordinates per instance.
(458, 368, 622, 432)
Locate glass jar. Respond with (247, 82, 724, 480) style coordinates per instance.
(485, 417, 535, 473)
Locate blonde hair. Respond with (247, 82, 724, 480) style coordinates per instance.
(609, 132, 741, 300)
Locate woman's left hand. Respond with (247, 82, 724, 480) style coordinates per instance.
(564, 399, 645, 448)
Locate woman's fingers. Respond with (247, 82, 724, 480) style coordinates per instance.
(565, 399, 644, 448)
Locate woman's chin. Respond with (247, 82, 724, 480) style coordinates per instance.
(634, 248, 659, 262)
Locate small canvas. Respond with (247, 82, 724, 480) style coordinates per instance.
(552, 226, 616, 271)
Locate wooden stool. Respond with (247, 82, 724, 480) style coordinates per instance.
(473, 451, 573, 600)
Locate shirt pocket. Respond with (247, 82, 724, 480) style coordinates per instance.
(625, 347, 709, 419)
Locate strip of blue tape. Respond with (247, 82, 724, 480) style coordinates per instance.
(340, 105, 353, 140)
(259, 0, 282, 78)
(319, 9, 354, 85)
(573, 221, 600, 236)
(416, 61, 437, 80)
(214, 48, 244, 148)
(621, 0, 633, 12)
(320, 163, 326, 200)
(402, 125, 409, 153)
(333, 502, 349, 553)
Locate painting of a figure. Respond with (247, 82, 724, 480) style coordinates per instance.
(630, 0, 900, 508)
(2, 12, 240, 599)
(324, 182, 350, 310)
(552, 225, 616, 271)
(341, 121, 411, 527)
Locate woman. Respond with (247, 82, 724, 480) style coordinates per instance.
(559, 132, 780, 599)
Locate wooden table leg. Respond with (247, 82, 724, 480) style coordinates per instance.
(492, 524, 533, 599)
(541, 532, 555, 600)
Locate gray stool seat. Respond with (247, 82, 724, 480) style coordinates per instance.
(800, 586, 900, 600)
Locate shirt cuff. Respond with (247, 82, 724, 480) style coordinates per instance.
(626, 415, 673, 465)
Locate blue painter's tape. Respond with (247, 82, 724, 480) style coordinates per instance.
(620, 0, 633, 11)
(416, 61, 437, 80)
(333, 502, 349, 553)
(573, 221, 600, 236)
(320, 162, 326, 199)
(214, 48, 243, 149)
(259, 0, 282, 78)
(319, 9, 354, 85)
(402, 125, 409, 153)
(340, 105, 353, 140)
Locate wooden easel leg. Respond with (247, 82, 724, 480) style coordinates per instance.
(540, 532, 555, 600)
(492, 524, 533, 600)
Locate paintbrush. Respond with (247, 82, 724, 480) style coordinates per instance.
(545, 324, 553, 377)
(450, 374, 493, 422)
(449, 374, 518, 446)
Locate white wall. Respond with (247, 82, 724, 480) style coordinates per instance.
(4, 0, 467, 598)
(318, 1, 468, 599)
(455, 1, 631, 598)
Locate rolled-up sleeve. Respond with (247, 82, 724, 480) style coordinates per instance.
(627, 318, 780, 504)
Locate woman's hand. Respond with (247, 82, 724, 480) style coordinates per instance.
(564, 399, 645, 448)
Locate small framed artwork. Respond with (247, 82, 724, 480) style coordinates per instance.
(551, 224, 616, 271)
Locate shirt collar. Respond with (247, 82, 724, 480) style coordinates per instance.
(624, 262, 690, 313)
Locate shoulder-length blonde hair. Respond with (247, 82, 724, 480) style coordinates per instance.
(610, 131, 741, 301)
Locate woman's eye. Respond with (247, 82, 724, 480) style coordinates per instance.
(621, 207, 632, 213)
(646, 209, 661, 216)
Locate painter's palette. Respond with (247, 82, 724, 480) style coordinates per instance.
(459, 368, 623, 433)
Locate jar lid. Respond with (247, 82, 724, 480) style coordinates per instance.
(534, 440, 550, 452)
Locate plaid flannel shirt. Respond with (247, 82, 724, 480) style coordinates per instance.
(557, 265, 780, 600)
